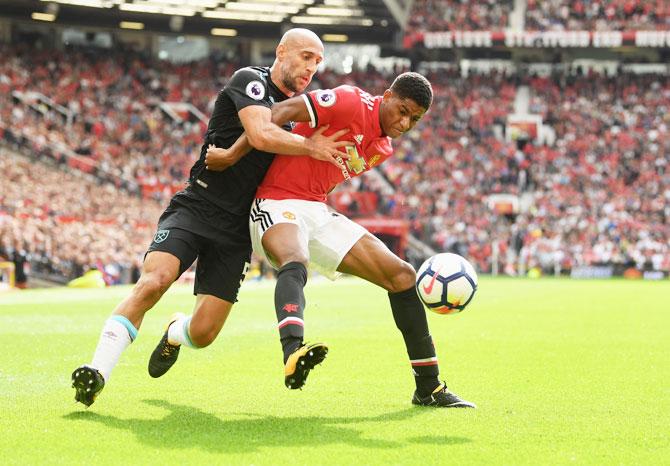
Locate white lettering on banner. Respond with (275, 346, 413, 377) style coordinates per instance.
(454, 31, 492, 48)
(423, 30, 670, 49)
(504, 30, 590, 48)
(636, 31, 670, 47)
(424, 31, 491, 49)
(424, 32, 452, 48)
(593, 31, 622, 48)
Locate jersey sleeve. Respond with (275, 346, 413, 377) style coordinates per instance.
(363, 136, 394, 167)
(224, 68, 271, 112)
(302, 86, 361, 129)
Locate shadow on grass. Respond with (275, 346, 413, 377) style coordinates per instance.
(64, 399, 471, 453)
(407, 435, 472, 445)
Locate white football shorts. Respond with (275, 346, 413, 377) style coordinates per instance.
(249, 198, 368, 280)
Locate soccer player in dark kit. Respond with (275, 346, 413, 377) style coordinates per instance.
(71, 28, 349, 407)
(192, 73, 476, 408)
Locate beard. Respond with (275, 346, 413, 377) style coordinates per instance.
(280, 66, 300, 93)
(282, 75, 299, 93)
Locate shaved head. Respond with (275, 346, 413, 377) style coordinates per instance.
(272, 28, 324, 96)
(279, 28, 323, 49)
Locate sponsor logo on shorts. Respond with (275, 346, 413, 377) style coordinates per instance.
(316, 89, 336, 107)
(283, 211, 296, 220)
(368, 154, 381, 167)
(153, 229, 170, 243)
(246, 81, 265, 100)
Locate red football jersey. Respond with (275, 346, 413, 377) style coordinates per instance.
(256, 85, 393, 202)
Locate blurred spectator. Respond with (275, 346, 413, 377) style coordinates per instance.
(406, 0, 511, 34)
(526, 0, 670, 31)
(0, 150, 163, 283)
(1, 43, 668, 281)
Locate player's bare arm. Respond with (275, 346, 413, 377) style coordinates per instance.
(205, 125, 349, 171)
(237, 105, 349, 164)
(205, 97, 351, 171)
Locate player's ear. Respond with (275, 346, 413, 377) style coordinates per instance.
(382, 89, 394, 101)
(276, 43, 286, 60)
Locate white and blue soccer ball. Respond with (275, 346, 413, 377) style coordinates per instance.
(416, 253, 478, 315)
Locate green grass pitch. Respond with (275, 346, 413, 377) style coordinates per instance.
(0, 277, 668, 465)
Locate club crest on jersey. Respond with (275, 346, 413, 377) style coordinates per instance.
(283, 211, 296, 220)
(154, 229, 170, 243)
(246, 81, 265, 100)
(316, 90, 336, 107)
(345, 145, 366, 174)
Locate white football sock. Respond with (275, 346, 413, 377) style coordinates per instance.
(90, 316, 137, 381)
(167, 314, 197, 348)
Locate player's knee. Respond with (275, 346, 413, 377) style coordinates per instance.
(387, 261, 416, 293)
(135, 270, 173, 301)
(277, 254, 309, 269)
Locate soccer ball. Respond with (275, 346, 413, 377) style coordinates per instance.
(416, 253, 478, 315)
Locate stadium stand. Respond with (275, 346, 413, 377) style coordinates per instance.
(0, 148, 162, 283)
(525, 0, 670, 31)
(405, 0, 512, 34)
(1, 43, 668, 283)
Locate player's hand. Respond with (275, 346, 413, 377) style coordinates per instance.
(205, 144, 241, 171)
(306, 125, 351, 168)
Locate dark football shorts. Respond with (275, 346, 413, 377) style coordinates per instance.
(146, 189, 251, 303)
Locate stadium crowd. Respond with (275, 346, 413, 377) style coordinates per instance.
(372, 69, 670, 274)
(0, 150, 162, 283)
(0, 43, 238, 200)
(523, 72, 670, 273)
(1, 43, 669, 284)
(405, 0, 512, 34)
(525, 0, 670, 31)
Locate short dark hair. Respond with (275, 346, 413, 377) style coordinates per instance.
(390, 72, 433, 110)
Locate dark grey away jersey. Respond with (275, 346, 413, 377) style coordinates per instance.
(188, 66, 290, 216)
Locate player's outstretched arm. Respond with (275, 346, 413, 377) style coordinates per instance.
(205, 126, 348, 171)
(206, 93, 350, 171)
(239, 100, 349, 165)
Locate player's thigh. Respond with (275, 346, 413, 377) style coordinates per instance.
(337, 233, 416, 292)
(142, 227, 201, 289)
(146, 203, 203, 276)
(262, 223, 309, 266)
(308, 212, 367, 280)
(250, 198, 310, 268)
(140, 251, 181, 287)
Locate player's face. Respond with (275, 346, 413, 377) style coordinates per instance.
(279, 42, 324, 94)
(380, 91, 427, 139)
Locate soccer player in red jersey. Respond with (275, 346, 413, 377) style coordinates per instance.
(207, 72, 475, 408)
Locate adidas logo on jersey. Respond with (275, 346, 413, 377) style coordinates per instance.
(354, 134, 364, 145)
